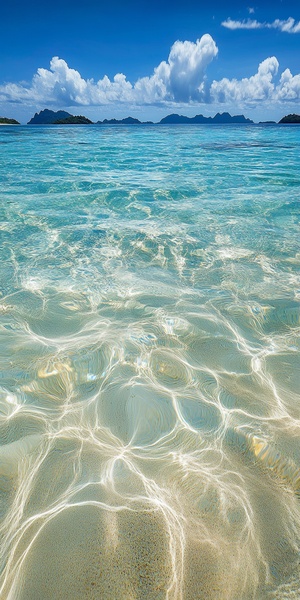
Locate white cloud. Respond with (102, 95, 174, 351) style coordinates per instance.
(222, 18, 263, 30)
(276, 69, 300, 101)
(0, 57, 134, 106)
(133, 35, 218, 104)
(211, 58, 300, 105)
(1, 34, 300, 111)
(272, 17, 300, 33)
(211, 57, 279, 104)
(222, 16, 300, 33)
(164, 35, 218, 101)
(0, 35, 218, 107)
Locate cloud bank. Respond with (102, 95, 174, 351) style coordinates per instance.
(211, 57, 279, 104)
(0, 34, 300, 109)
(0, 35, 218, 107)
(211, 57, 300, 105)
(222, 17, 300, 33)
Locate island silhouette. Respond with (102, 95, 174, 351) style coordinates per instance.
(27, 109, 254, 125)
(1, 110, 299, 125)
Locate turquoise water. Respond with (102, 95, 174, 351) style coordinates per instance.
(0, 124, 300, 599)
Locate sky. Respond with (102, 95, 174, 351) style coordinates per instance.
(1, 0, 300, 123)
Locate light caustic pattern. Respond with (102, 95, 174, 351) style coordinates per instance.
(0, 124, 300, 599)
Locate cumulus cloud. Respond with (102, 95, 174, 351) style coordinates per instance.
(133, 35, 218, 103)
(162, 35, 218, 101)
(0, 35, 218, 107)
(211, 57, 300, 105)
(0, 57, 134, 106)
(222, 16, 300, 33)
(211, 57, 279, 104)
(276, 69, 300, 101)
(1, 33, 300, 110)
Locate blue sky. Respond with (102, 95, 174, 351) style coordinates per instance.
(1, 0, 300, 122)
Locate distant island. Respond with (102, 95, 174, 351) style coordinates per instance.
(28, 109, 72, 124)
(97, 117, 154, 125)
(27, 109, 255, 125)
(54, 115, 93, 124)
(159, 112, 253, 124)
(27, 110, 150, 124)
(0, 117, 20, 124)
(22, 109, 300, 126)
(97, 112, 253, 124)
(278, 114, 300, 124)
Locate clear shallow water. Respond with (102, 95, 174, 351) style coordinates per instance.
(0, 124, 300, 599)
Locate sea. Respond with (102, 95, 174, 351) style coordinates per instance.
(0, 123, 300, 599)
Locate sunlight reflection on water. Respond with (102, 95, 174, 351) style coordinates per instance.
(0, 124, 300, 599)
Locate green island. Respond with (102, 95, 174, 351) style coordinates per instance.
(54, 115, 93, 124)
(0, 117, 20, 124)
(279, 114, 300, 124)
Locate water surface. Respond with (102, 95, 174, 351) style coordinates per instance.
(0, 124, 300, 599)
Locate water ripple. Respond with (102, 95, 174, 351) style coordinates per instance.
(0, 124, 300, 599)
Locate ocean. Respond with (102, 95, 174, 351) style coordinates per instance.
(0, 124, 300, 599)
